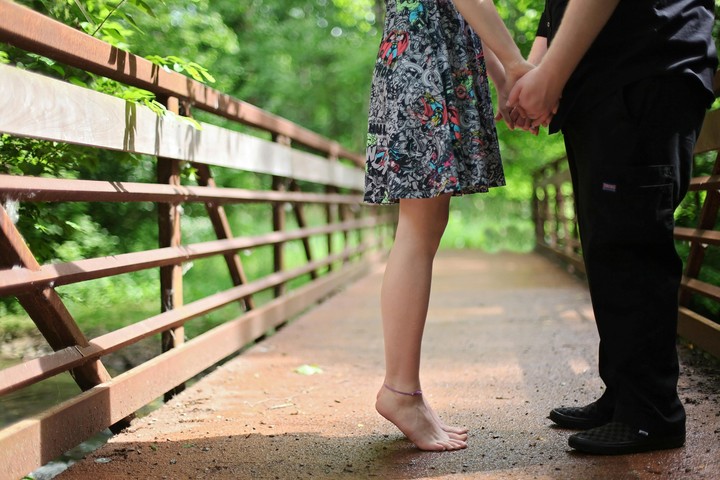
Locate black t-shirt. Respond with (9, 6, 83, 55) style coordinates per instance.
(536, 0, 718, 132)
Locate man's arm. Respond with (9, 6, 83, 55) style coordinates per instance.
(508, 0, 621, 126)
(509, 36, 548, 132)
(527, 36, 547, 66)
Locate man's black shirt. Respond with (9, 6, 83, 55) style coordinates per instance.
(536, 0, 718, 132)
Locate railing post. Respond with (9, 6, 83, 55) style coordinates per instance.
(272, 134, 291, 297)
(680, 153, 720, 306)
(158, 95, 185, 399)
(326, 153, 339, 270)
(192, 163, 255, 310)
(289, 180, 318, 279)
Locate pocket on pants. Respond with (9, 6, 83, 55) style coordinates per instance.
(593, 165, 675, 243)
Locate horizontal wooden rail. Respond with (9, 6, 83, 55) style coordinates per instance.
(678, 307, 720, 357)
(0, 65, 363, 190)
(681, 276, 720, 302)
(688, 175, 720, 191)
(0, 174, 361, 205)
(674, 227, 720, 245)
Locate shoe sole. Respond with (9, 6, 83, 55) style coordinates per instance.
(568, 434, 685, 455)
(548, 409, 610, 430)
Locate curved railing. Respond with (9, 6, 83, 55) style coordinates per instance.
(0, 2, 395, 479)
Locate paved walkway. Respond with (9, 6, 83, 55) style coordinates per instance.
(57, 251, 720, 479)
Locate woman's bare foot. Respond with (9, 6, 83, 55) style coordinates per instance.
(376, 385, 468, 451)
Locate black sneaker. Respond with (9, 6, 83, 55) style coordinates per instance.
(549, 401, 613, 429)
(568, 422, 685, 455)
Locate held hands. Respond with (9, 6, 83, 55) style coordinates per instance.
(505, 64, 561, 132)
(493, 59, 538, 132)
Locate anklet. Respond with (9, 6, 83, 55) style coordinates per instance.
(384, 383, 422, 396)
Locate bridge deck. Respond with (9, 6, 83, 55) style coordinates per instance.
(57, 251, 720, 480)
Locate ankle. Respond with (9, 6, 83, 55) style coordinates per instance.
(383, 383, 423, 397)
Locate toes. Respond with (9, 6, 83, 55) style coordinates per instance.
(438, 439, 466, 451)
(443, 426, 469, 435)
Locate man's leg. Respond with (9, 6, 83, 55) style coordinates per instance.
(558, 76, 707, 452)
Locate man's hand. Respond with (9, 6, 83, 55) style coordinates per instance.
(507, 65, 561, 129)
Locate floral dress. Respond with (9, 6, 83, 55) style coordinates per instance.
(364, 0, 504, 205)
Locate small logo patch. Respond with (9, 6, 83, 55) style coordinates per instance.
(638, 429, 649, 437)
(602, 182, 617, 192)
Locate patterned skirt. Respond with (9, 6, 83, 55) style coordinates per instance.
(364, 0, 505, 204)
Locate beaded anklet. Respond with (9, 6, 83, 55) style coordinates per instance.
(383, 383, 423, 396)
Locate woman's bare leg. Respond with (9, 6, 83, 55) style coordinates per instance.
(374, 195, 468, 451)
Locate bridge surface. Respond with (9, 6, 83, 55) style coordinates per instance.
(56, 251, 720, 480)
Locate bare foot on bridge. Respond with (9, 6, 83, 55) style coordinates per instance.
(375, 385, 468, 451)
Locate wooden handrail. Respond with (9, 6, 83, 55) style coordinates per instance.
(0, 174, 362, 205)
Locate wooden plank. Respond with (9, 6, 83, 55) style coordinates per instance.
(688, 174, 720, 192)
(157, 150, 185, 399)
(194, 164, 254, 310)
(694, 109, 720, 155)
(272, 176, 288, 298)
(0, 174, 362, 205)
(681, 276, 720, 302)
(0, 256, 375, 480)
(674, 227, 720, 245)
(289, 181, 318, 280)
(0, 215, 393, 296)
(0, 65, 364, 190)
(678, 307, 720, 357)
(0, 0, 363, 166)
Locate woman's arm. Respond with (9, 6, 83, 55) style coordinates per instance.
(452, 0, 533, 85)
(483, 46, 515, 128)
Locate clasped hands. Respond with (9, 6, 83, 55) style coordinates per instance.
(496, 64, 561, 135)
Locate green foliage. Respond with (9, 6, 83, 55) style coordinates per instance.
(496, 0, 544, 55)
(21, 0, 163, 46)
(145, 55, 216, 84)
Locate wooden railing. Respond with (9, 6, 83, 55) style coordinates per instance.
(532, 103, 720, 359)
(0, 2, 395, 479)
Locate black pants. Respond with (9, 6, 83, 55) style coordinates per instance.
(561, 75, 708, 434)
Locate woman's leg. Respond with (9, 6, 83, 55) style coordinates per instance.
(375, 194, 468, 451)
